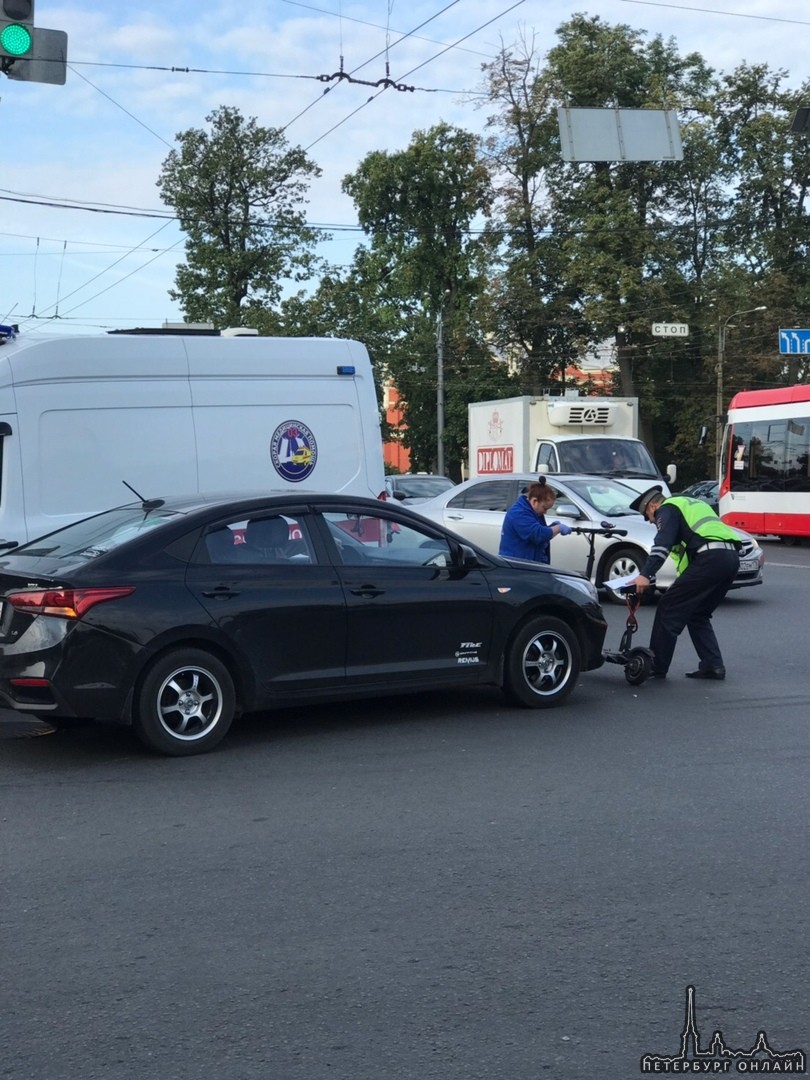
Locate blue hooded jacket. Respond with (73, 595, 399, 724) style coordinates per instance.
(498, 494, 555, 563)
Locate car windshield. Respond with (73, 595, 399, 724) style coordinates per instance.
(9, 506, 184, 562)
(554, 477, 643, 517)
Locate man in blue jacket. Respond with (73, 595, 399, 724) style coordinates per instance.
(499, 479, 572, 564)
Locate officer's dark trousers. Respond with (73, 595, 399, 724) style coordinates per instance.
(650, 549, 740, 675)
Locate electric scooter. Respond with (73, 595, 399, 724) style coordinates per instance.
(569, 521, 655, 686)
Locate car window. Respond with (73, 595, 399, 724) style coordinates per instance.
(448, 480, 517, 512)
(10, 506, 186, 562)
(536, 443, 556, 470)
(202, 515, 314, 565)
(323, 510, 453, 568)
(393, 476, 455, 498)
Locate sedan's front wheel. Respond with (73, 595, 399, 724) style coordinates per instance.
(504, 616, 581, 708)
(133, 648, 236, 756)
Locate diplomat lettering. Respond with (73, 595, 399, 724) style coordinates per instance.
(477, 446, 514, 474)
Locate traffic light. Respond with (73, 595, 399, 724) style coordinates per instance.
(0, 0, 34, 59)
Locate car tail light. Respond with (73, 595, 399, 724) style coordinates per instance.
(7, 587, 135, 619)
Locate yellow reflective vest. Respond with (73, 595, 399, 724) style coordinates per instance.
(661, 496, 740, 576)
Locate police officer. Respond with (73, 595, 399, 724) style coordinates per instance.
(628, 486, 741, 681)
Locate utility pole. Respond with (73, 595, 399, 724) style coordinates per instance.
(436, 305, 445, 476)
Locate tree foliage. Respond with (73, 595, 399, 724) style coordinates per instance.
(339, 123, 511, 476)
(157, 105, 324, 329)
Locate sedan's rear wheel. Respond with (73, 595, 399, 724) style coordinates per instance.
(133, 648, 235, 756)
(504, 616, 580, 708)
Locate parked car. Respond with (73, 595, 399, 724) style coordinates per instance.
(674, 480, 719, 514)
(412, 473, 764, 600)
(0, 492, 609, 756)
(386, 474, 457, 503)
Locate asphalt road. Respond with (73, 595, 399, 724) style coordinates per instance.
(1, 540, 808, 1080)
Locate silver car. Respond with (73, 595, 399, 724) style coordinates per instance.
(413, 473, 764, 600)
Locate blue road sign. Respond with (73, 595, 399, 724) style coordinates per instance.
(779, 328, 810, 354)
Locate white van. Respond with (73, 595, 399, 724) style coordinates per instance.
(0, 329, 385, 546)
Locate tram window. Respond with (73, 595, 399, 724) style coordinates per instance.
(785, 414, 810, 492)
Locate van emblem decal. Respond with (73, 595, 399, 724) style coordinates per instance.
(270, 421, 318, 482)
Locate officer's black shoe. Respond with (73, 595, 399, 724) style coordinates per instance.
(685, 667, 726, 680)
(651, 671, 667, 680)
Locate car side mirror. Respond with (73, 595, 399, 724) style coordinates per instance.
(457, 543, 481, 569)
(666, 463, 677, 484)
(554, 500, 583, 519)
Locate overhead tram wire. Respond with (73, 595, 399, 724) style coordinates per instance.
(53, 237, 186, 323)
(15, 219, 178, 331)
(303, 0, 526, 152)
(68, 65, 175, 150)
(619, 0, 810, 26)
(279, 0, 493, 59)
(280, 0, 466, 133)
(4, 54, 184, 325)
(2, 187, 761, 243)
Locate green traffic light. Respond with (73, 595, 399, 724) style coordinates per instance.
(1, 21, 32, 56)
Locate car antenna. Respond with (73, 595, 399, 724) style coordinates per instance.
(122, 480, 165, 511)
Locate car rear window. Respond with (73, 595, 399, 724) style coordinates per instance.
(11, 507, 184, 562)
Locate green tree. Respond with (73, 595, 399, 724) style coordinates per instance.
(480, 34, 588, 390)
(342, 123, 510, 476)
(713, 63, 810, 390)
(157, 105, 325, 329)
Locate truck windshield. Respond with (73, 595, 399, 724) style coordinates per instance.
(556, 440, 659, 478)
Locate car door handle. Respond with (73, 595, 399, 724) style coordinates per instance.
(350, 586, 384, 598)
(446, 513, 464, 520)
(202, 586, 240, 598)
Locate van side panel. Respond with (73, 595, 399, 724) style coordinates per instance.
(0, 334, 385, 544)
(186, 337, 385, 499)
(9, 336, 193, 541)
(35, 403, 197, 518)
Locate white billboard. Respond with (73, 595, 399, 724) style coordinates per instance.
(558, 107, 683, 162)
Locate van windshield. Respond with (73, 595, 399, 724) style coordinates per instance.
(12, 506, 184, 562)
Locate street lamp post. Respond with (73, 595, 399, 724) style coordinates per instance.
(715, 305, 767, 470)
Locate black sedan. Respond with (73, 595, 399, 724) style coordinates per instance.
(0, 493, 608, 756)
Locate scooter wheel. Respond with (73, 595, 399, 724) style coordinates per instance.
(624, 648, 653, 686)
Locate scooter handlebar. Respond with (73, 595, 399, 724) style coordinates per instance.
(569, 523, 628, 538)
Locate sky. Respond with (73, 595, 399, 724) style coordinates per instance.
(0, 0, 807, 338)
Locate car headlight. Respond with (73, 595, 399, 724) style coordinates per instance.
(562, 575, 600, 604)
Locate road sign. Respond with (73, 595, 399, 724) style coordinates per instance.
(652, 322, 689, 337)
(778, 329, 810, 354)
(4, 26, 66, 83)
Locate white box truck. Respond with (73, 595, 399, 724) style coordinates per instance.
(468, 393, 675, 496)
(0, 328, 385, 546)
